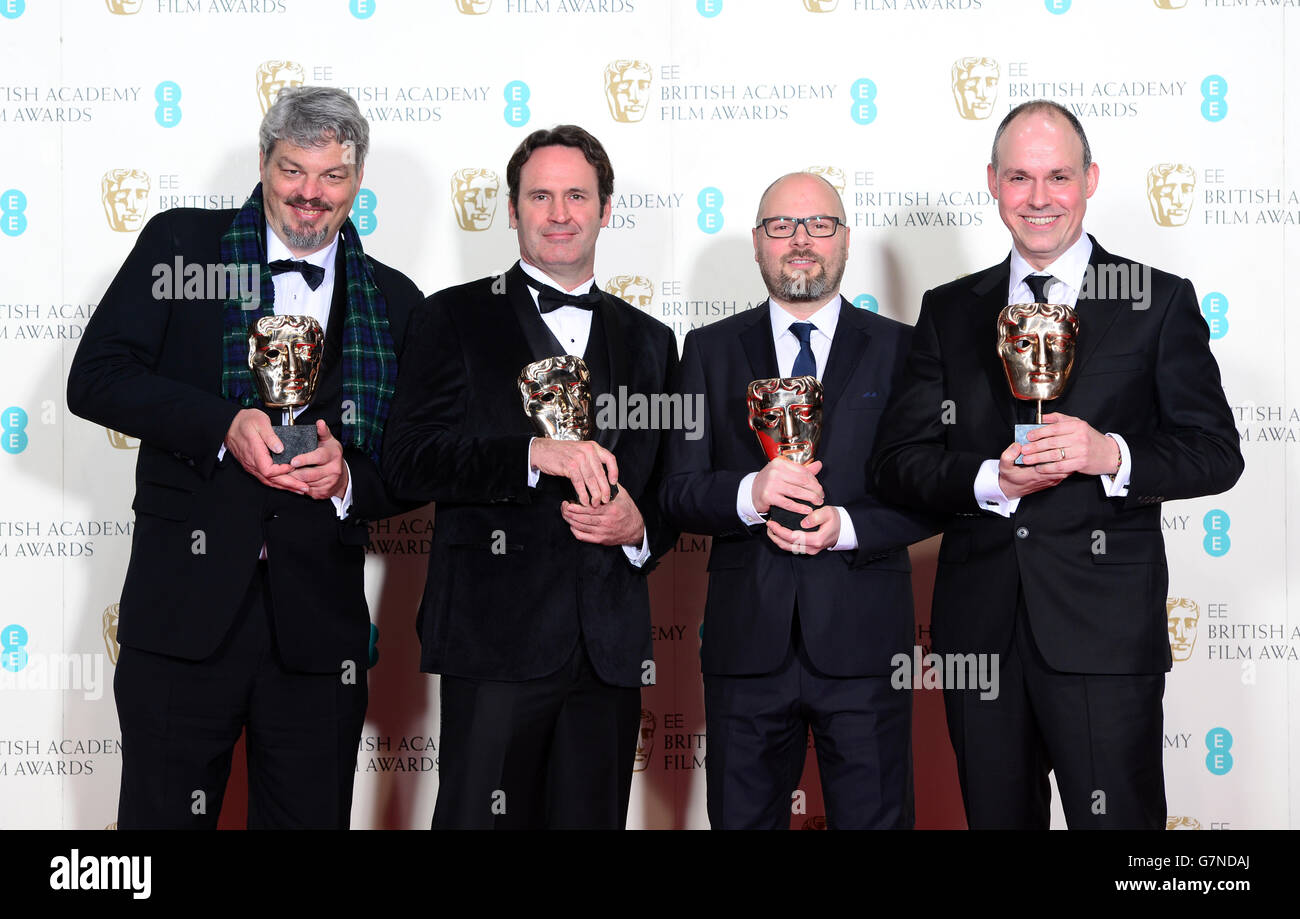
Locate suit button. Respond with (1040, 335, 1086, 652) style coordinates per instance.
(1015, 526, 1029, 539)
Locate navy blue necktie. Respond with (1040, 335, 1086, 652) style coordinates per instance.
(1024, 274, 1053, 303)
(790, 322, 817, 378)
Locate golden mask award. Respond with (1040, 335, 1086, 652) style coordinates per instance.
(518, 355, 618, 498)
(995, 302, 1079, 464)
(747, 376, 824, 531)
(248, 314, 325, 463)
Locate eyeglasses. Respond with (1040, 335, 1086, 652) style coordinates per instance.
(755, 215, 846, 239)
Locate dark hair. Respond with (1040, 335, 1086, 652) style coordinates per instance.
(990, 100, 1092, 173)
(506, 124, 615, 211)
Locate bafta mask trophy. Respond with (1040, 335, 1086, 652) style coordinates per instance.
(518, 355, 618, 499)
(248, 314, 325, 463)
(747, 376, 824, 532)
(996, 302, 1079, 464)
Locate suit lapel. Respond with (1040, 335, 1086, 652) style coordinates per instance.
(593, 295, 627, 451)
(971, 257, 1020, 429)
(820, 296, 869, 415)
(1060, 237, 1126, 402)
(739, 300, 779, 382)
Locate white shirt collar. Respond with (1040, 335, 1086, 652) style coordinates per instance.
(518, 259, 595, 296)
(767, 295, 842, 342)
(1009, 232, 1093, 301)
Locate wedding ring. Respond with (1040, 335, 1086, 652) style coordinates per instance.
(1059, 447, 1066, 461)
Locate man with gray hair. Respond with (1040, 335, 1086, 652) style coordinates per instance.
(68, 86, 421, 828)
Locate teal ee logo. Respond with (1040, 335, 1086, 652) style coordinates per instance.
(368, 622, 379, 667)
(1, 624, 28, 672)
(155, 81, 182, 128)
(1202, 509, 1230, 557)
(1205, 727, 1233, 775)
(1045, 0, 1070, 13)
(852, 294, 878, 313)
(0, 0, 24, 19)
(350, 0, 376, 17)
(1, 188, 27, 236)
(697, 187, 723, 234)
(697, 0, 721, 15)
(850, 79, 877, 125)
(1201, 291, 1228, 339)
(1, 405, 28, 454)
(1201, 75, 1227, 122)
(504, 81, 530, 127)
(350, 188, 377, 235)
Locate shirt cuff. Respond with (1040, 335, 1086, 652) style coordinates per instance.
(975, 458, 1020, 518)
(527, 436, 541, 488)
(1098, 432, 1131, 497)
(830, 506, 857, 551)
(736, 472, 765, 526)
(330, 460, 354, 519)
(622, 528, 652, 568)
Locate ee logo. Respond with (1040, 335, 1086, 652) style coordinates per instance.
(504, 81, 530, 127)
(2, 405, 28, 454)
(350, 188, 377, 235)
(1, 624, 28, 673)
(0, 0, 24, 19)
(696, 0, 721, 15)
(1205, 727, 1233, 775)
(1201, 292, 1228, 339)
(1202, 509, 1230, 557)
(2, 189, 27, 236)
(155, 81, 182, 128)
(850, 79, 877, 125)
(697, 187, 723, 234)
(350, 0, 376, 17)
(1045, 0, 1070, 13)
(852, 294, 878, 313)
(1201, 75, 1227, 123)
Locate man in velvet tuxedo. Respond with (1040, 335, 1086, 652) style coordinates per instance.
(871, 101, 1243, 829)
(659, 172, 936, 829)
(381, 125, 678, 829)
(67, 87, 421, 828)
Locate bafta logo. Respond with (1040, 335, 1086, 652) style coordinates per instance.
(952, 57, 1000, 120)
(455, 0, 492, 11)
(451, 168, 500, 231)
(1153, 1, 1188, 8)
(1147, 164, 1196, 227)
(633, 709, 656, 773)
(604, 60, 652, 123)
(102, 603, 120, 666)
(1167, 816, 1202, 830)
(802, 0, 838, 10)
(101, 169, 150, 232)
(1167, 597, 1200, 662)
(105, 428, 140, 450)
(256, 60, 305, 115)
(804, 166, 846, 194)
(104, 0, 143, 12)
(604, 275, 654, 310)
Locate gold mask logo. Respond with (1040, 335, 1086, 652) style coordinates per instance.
(451, 169, 500, 231)
(106, 428, 140, 450)
(455, 0, 492, 12)
(104, 0, 143, 12)
(604, 275, 654, 310)
(1166, 597, 1199, 663)
(804, 166, 846, 194)
(102, 603, 121, 666)
(803, 0, 839, 10)
(1167, 815, 1202, 830)
(1147, 164, 1196, 227)
(101, 169, 151, 233)
(952, 57, 1000, 120)
(604, 60, 652, 123)
(256, 60, 305, 116)
(633, 708, 656, 772)
(1154, 1, 1188, 8)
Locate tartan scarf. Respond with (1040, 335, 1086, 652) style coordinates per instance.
(219, 183, 395, 464)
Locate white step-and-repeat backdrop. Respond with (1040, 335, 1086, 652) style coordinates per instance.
(0, 0, 1294, 830)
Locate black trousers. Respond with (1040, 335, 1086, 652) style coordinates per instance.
(703, 616, 914, 830)
(942, 592, 1166, 829)
(432, 638, 641, 830)
(114, 562, 368, 829)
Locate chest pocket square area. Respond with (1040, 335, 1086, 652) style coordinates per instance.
(850, 390, 883, 411)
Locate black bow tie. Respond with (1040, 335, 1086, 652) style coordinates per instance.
(528, 281, 602, 314)
(268, 259, 326, 291)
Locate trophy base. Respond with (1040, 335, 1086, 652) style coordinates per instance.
(269, 425, 318, 465)
(1013, 423, 1044, 466)
(767, 504, 821, 533)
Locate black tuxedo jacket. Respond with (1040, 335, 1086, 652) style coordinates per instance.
(659, 297, 937, 678)
(381, 263, 679, 688)
(67, 208, 421, 674)
(871, 237, 1243, 675)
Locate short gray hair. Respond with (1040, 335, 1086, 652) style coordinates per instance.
(259, 86, 369, 168)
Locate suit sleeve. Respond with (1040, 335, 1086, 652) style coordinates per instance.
(381, 292, 534, 504)
(871, 290, 996, 515)
(1120, 276, 1243, 505)
(627, 324, 681, 572)
(67, 211, 239, 474)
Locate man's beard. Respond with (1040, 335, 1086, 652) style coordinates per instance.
(760, 248, 845, 303)
(279, 197, 333, 251)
